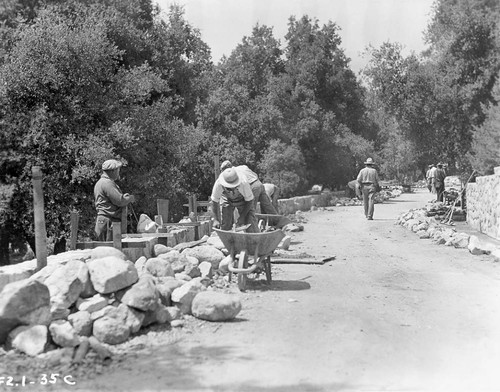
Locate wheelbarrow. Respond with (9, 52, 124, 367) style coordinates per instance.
(214, 228, 285, 291)
(255, 213, 292, 231)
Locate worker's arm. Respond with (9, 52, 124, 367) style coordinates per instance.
(208, 200, 221, 228)
(105, 182, 135, 207)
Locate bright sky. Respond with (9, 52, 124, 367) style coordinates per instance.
(154, 0, 435, 74)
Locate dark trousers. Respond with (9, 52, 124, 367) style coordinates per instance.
(436, 185, 445, 202)
(251, 180, 277, 215)
(95, 216, 114, 241)
(220, 201, 259, 233)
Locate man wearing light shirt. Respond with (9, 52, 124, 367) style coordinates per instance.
(208, 167, 259, 232)
(220, 160, 277, 215)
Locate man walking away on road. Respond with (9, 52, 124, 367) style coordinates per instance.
(357, 158, 380, 220)
(94, 159, 135, 241)
(426, 164, 434, 192)
(434, 163, 447, 202)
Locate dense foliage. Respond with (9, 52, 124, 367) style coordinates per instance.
(0, 0, 499, 264)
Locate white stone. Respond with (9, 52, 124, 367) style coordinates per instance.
(7, 325, 48, 356)
(86, 256, 138, 294)
(76, 294, 108, 313)
(191, 291, 242, 321)
(49, 320, 80, 347)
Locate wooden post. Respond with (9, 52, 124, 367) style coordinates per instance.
(31, 166, 47, 270)
(121, 206, 127, 234)
(214, 156, 220, 181)
(157, 199, 169, 224)
(69, 211, 79, 250)
(112, 221, 121, 250)
(192, 194, 198, 222)
(188, 194, 194, 216)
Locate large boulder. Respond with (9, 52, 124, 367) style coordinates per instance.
(0, 280, 51, 344)
(116, 274, 159, 311)
(171, 278, 206, 314)
(181, 246, 225, 269)
(90, 246, 126, 260)
(76, 294, 108, 313)
(49, 320, 80, 347)
(68, 311, 92, 337)
(44, 259, 86, 315)
(144, 257, 175, 278)
(86, 256, 138, 294)
(93, 316, 130, 345)
(91, 303, 144, 335)
(191, 291, 242, 321)
(6, 325, 49, 356)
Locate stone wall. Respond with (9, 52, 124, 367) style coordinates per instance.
(277, 192, 333, 215)
(466, 166, 500, 240)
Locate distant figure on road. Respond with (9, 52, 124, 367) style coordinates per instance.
(356, 158, 380, 220)
(425, 164, 434, 193)
(434, 163, 447, 202)
(94, 159, 135, 241)
(263, 183, 280, 211)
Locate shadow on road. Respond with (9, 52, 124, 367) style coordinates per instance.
(246, 279, 311, 291)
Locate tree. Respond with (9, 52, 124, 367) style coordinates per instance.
(467, 72, 500, 174)
(258, 140, 306, 197)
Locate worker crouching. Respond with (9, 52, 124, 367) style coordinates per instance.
(208, 167, 260, 233)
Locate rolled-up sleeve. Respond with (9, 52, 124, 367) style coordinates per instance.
(210, 180, 223, 203)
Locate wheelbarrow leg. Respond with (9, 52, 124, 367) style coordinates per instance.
(237, 250, 248, 291)
(264, 255, 272, 285)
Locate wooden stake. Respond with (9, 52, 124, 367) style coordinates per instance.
(31, 166, 47, 270)
(214, 156, 220, 181)
(121, 206, 127, 233)
(157, 199, 169, 223)
(112, 221, 121, 250)
(69, 211, 79, 250)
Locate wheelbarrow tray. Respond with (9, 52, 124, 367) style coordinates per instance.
(213, 228, 285, 256)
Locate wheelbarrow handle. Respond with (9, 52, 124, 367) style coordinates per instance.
(228, 263, 258, 274)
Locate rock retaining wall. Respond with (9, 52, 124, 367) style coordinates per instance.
(466, 167, 500, 240)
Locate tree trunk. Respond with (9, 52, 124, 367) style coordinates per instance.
(0, 225, 10, 265)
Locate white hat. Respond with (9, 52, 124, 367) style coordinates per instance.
(364, 157, 375, 165)
(219, 168, 241, 188)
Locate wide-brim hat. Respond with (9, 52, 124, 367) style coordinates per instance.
(364, 157, 375, 165)
(219, 167, 241, 188)
(102, 159, 123, 171)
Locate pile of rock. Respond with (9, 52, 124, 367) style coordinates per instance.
(397, 207, 500, 260)
(327, 186, 402, 207)
(0, 241, 243, 360)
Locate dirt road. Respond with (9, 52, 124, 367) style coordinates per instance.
(74, 189, 500, 392)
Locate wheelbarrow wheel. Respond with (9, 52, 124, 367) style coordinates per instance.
(237, 250, 248, 291)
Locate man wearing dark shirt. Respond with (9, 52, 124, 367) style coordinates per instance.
(94, 159, 135, 241)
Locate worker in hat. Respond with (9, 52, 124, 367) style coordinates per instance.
(219, 160, 278, 216)
(94, 159, 135, 241)
(426, 164, 435, 193)
(263, 183, 280, 210)
(208, 167, 259, 232)
(434, 163, 447, 202)
(356, 157, 380, 220)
